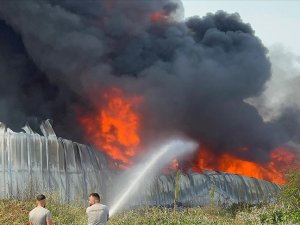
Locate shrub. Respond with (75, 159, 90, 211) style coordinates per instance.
(280, 169, 300, 208)
(254, 169, 300, 224)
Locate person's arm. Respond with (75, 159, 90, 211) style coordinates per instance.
(46, 219, 53, 225)
(28, 212, 32, 225)
(46, 211, 53, 225)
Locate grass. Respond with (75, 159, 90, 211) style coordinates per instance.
(1, 198, 299, 225)
(0, 199, 236, 225)
(109, 207, 237, 225)
(0, 196, 87, 225)
(1, 170, 300, 224)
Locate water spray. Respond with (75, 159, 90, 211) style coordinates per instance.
(109, 138, 198, 217)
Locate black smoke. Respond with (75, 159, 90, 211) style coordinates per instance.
(0, 0, 298, 164)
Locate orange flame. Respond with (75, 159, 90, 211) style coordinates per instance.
(151, 12, 166, 22)
(79, 89, 298, 184)
(79, 88, 142, 168)
(193, 146, 298, 184)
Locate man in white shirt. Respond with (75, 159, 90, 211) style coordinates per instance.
(86, 193, 109, 225)
(29, 194, 53, 225)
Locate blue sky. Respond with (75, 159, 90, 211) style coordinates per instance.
(182, 0, 300, 55)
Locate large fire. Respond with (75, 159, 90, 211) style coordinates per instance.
(79, 88, 298, 184)
(79, 88, 142, 169)
(192, 146, 298, 185)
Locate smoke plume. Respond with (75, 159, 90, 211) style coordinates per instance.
(0, 0, 299, 166)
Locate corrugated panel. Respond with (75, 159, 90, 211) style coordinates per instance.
(0, 121, 111, 202)
(0, 121, 281, 207)
(145, 171, 280, 207)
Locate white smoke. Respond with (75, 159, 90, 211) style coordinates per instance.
(247, 44, 300, 121)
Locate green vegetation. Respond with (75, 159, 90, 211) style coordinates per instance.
(174, 169, 182, 212)
(1, 169, 300, 225)
(0, 195, 87, 225)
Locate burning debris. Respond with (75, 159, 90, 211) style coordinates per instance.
(0, 0, 299, 184)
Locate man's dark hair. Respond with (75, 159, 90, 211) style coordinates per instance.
(36, 194, 46, 201)
(89, 193, 100, 201)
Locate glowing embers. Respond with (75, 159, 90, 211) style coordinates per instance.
(80, 88, 142, 168)
(193, 146, 298, 185)
(151, 12, 165, 22)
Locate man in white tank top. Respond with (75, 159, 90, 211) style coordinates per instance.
(86, 193, 109, 225)
(29, 194, 53, 225)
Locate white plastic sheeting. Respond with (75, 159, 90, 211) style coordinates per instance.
(0, 120, 111, 202)
(0, 120, 281, 206)
(146, 171, 281, 207)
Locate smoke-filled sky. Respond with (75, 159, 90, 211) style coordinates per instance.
(0, 0, 299, 166)
(182, 0, 300, 54)
(182, 1, 300, 123)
